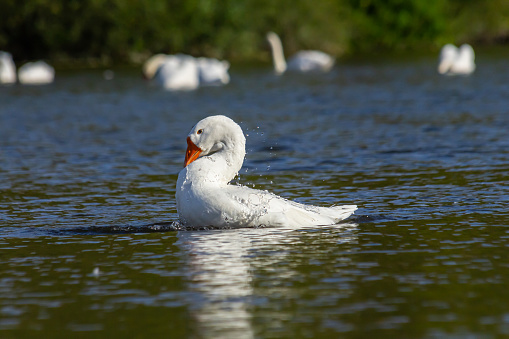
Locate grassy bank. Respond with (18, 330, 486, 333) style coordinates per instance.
(1, 0, 509, 66)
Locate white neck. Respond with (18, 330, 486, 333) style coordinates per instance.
(266, 33, 287, 74)
(0, 53, 16, 83)
(143, 54, 168, 79)
(186, 143, 245, 186)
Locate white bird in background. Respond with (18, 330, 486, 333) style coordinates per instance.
(142, 53, 170, 80)
(176, 115, 357, 228)
(18, 61, 55, 85)
(0, 51, 17, 84)
(155, 54, 200, 91)
(452, 44, 476, 74)
(438, 43, 475, 75)
(266, 32, 335, 74)
(195, 57, 230, 86)
(438, 44, 458, 74)
(142, 53, 230, 90)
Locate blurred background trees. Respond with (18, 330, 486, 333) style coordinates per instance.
(1, 0, 508, 66)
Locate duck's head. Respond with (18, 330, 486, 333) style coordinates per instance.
(184, 115, 246, 168)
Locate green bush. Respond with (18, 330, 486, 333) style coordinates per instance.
(0, 0, 507, 66)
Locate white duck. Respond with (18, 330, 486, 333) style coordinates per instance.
(266, 32, 335, 74)
(176, 115, 357, 228)
(18, 61, 55, 85)
(438, 43, 475, 75)
(0, 51, 16, 84)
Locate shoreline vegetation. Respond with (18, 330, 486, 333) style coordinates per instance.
(1, 0, 509, 68)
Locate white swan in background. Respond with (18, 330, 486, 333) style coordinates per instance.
(438, 43, 475, 75)
(156, 54, 200, 91)
(142, 54, 230, 90)
(266, 32, 335, 74)
(18, 61, 55, 84)
(196, 57, 230, 86)
(142, 54, 199, 90)
(176, 115, 357, 228)
(0, 52, 16, 84)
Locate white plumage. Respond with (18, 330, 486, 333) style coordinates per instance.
(0, 51, 16, 84)
(266, 32, 335, 74)
(18, 61, 55, 85)
(176, 115, 356, 228)
(196, 57, 230, 86)
(438, 43, 475, 75)
(142, 54, 230, 90)
(154, 54, 200, 91)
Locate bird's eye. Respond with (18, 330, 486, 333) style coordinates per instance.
(197, 129, 203, 135)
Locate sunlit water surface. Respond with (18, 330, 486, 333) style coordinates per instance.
(1, 56, 508, 338)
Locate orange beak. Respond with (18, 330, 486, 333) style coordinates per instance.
(184, 137, 202, 167)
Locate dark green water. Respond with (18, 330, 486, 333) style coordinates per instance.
(1, 56, 508, 338)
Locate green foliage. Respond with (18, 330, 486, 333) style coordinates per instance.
(447, 0, 509, 43)
(0, 0, 507, 65)
(348, 0, 449, 51)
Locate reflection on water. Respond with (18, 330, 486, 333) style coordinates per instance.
(179, 229, 255, 339)
(177, 223, 358, 338)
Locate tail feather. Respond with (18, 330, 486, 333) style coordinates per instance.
(314, 205, 357, 223)
(281, 201, 357, 226)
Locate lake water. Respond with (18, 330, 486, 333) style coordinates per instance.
(0, 55, 508, 338)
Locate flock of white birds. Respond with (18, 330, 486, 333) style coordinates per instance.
(1, 33, 476, 89)
(142, 34, 476, 91)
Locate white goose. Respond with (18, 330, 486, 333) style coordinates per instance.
(266, 32, 335, 74)
(176, 115, 357, 228)
(0, 51, 16, 84)
(438, 43, 475, 75)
